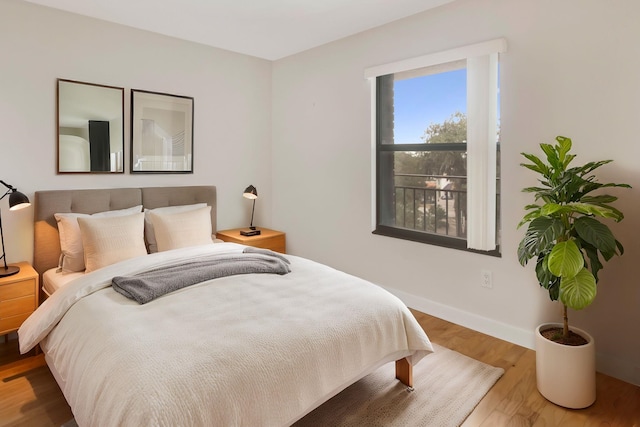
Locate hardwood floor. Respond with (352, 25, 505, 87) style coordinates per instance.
(0, 337, 72, 427)
(1, 312, 638, 426)
(410, 310, 640, 427)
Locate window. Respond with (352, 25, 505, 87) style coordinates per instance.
(366, 39, 506, 255)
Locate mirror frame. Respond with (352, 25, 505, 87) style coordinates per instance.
(57, 79, 125, 174)
(130, 89, 194, 174)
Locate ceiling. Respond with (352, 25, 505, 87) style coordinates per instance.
(23, 0, 454, 60)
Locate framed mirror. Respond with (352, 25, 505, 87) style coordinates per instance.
(57, 79, 124, 173)
(130, 89, 194, 174)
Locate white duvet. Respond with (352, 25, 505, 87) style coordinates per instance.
(19, 243, 433, 427)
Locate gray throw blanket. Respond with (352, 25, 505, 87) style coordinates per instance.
(112, 247, 291, 304)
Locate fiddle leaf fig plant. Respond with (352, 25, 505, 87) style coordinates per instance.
(517, 136, 630, 340)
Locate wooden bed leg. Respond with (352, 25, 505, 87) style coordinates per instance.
(395, 357, 413, 388)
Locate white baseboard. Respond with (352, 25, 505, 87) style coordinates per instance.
(385, 286, 640, 387)
(384, 285, 535, 350)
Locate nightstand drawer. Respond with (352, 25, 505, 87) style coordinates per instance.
(0, 262, 39, 336)
(0, 278, 36, 300)
(0, 312, 31, 334)
(252, 238, 286, 253)
(0, 295, 36, 317)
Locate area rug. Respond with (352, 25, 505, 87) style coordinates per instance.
(293, 343, 504, 426)
(62, 344, 503, 427)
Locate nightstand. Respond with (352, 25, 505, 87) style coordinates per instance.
(216, 228, 286, 253)
(0, 262, 39, 338)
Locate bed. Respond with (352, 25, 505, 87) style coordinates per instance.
(19, 186, 434, 426)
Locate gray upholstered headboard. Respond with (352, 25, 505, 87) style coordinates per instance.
(33, 186, 217, 276)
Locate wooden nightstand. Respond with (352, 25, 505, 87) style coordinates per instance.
(0, 262, 39, 337)
(216, 228, 286, 253)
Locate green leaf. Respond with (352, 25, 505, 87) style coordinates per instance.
(548, 240, 583, 278)
(559, 268, 597, 310)
(582, 244, 603, 282)
(563, 154, 576, 168)
(548, 202, 623, 220)
(521, 152, 546, 166)
(594, 204, 625, 222)
(571, 159, 613, 176)
(517, 208, 543, 228)
(540, 143, 559, 166)
(574, 217, 617, 254)
(520, 163, 546, 175)
(524, 204, 542, 211)
(520, 217, 563, 256)
(548, 280, 560, 301)
(540, 203, 563, 216)
(586, 203, 624, 222)
(580, 195, 618, 204)
(517, 239, 530, 266)
(522, 186, 549, 194)
(555, 136, 572, 163)
(535, 255, 560, 301)
(520, 153, 549, 175)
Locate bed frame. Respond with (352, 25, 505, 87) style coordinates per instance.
(31, 185, 414, 389)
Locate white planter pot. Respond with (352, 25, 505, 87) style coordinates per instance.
(535, 323, 596, 409)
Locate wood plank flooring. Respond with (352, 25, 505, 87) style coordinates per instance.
(0, 338, 72, 427)
(1, 311, 638, 426)
(410, 310, 640, 427)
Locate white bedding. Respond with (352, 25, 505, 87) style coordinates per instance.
(19, 243, 433, 427)
(42, 268, 85, 296)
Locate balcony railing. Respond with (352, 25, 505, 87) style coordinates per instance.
(394, 173, 467, 239)
(395, 186, 466, 238)
(393, 172, 502, 242)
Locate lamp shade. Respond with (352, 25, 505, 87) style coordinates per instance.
(243, 185, 258, 200)
(0, 180, 29, 277)
(9, 190, 30, 210)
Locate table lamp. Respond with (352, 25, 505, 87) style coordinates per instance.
(0, 180, 31, 277)
(240, 185, 260, 236)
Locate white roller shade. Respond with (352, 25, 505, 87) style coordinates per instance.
(466, 53, 499, 250)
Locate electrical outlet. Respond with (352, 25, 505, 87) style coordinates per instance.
(481, 270, 492, 289)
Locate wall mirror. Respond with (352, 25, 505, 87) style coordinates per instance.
(57, 79, 125, 173)
(131, 89, 194, 174)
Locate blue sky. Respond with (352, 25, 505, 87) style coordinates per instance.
(393, 68, 467, 144)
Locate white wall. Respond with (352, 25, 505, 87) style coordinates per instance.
(272, 0, 640, 385)
(0, 0, 273, 264)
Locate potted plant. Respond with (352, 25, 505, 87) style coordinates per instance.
(517, 136, 630, 408)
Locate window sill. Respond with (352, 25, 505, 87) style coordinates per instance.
(373, 225, 501, 257)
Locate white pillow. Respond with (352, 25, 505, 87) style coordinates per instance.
(77, 213, 147, 273)
(55, 205, 143, 272)
(144, 203, 207, 253)
(148, 206, 213, 252)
